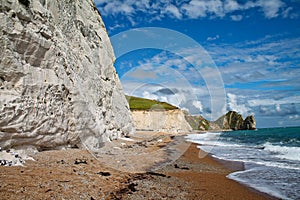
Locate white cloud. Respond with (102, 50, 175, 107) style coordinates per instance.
(227, 93, 252, 117)
(127, 68, 158, 80)
(207, 35, 220, 41)
(248, 96, 300, 107)
(192, 100, 203, 112)
(119, 56, 215, 116)
(224, 0, 240, 12)
(258, 0, 285, 18)
(230, 15, 243, 21)
(180, 0, 288, 19)
(95, 0, 295, 26)
(283, 7, 293, 18)
(142, 91, 158, 100)
(101, 1, 135, 16)
(108, 23, 125, 32)
(165, 4, 182, 19)
(181, 0, 227, 18)
(181, 0, 208, 18)
(257, 103, 298, 117)
(206, 36, 300, 87)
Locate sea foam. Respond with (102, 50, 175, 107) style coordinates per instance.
(185, 128, 300, 200)
(264, 142, 300, 161)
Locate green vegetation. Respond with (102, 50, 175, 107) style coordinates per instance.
(125, 95, 178, 111)
(200, 119, 210, 130)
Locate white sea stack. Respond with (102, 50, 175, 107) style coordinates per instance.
(0, 0, 134, 151)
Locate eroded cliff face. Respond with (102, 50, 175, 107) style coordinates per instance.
(0, 0, 134, 151)
(131, 109, 192, 133)
(243, 115, 256, 130)
(214, 111, 256, 130)
(218, 111, 244, 130)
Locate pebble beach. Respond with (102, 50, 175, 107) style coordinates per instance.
(0, 132, 277, 199)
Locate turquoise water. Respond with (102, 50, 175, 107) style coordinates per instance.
(186, 127, 300, 200)
(221, 127, 300, 147)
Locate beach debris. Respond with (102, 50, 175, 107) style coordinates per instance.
(128, 183, 138, 192)
(74, 159, 87, 165)
(135, 141, 147, 148)
(146, 171, 170, 178)
(96, 171, 111, 177)
(57, 159, 66, 164)
(174, 164, 190, 170)
(181, 166, 190, 170)
(116, 182, 138, 196)
(0, 147, 25, 166)
(45, 189, 52, 193)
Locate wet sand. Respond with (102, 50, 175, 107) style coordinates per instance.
(0, 132, 277, 199)
(158, 143, 277, 200)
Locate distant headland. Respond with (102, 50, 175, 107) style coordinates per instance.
(126, 95, 256, 132)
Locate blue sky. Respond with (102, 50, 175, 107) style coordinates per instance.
(95, 0, 300, 128)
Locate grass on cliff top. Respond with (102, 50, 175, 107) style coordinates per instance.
(125, 95, 178, 111)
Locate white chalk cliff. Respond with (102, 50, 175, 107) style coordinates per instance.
(0, 0, 134, 151)
(131, 109, 192, 133)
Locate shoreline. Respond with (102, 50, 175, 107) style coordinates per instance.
(181, 143, 278, 200)
(0, 131, 278, 199)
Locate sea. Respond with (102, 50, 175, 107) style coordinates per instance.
(185, 127, 300, 200)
